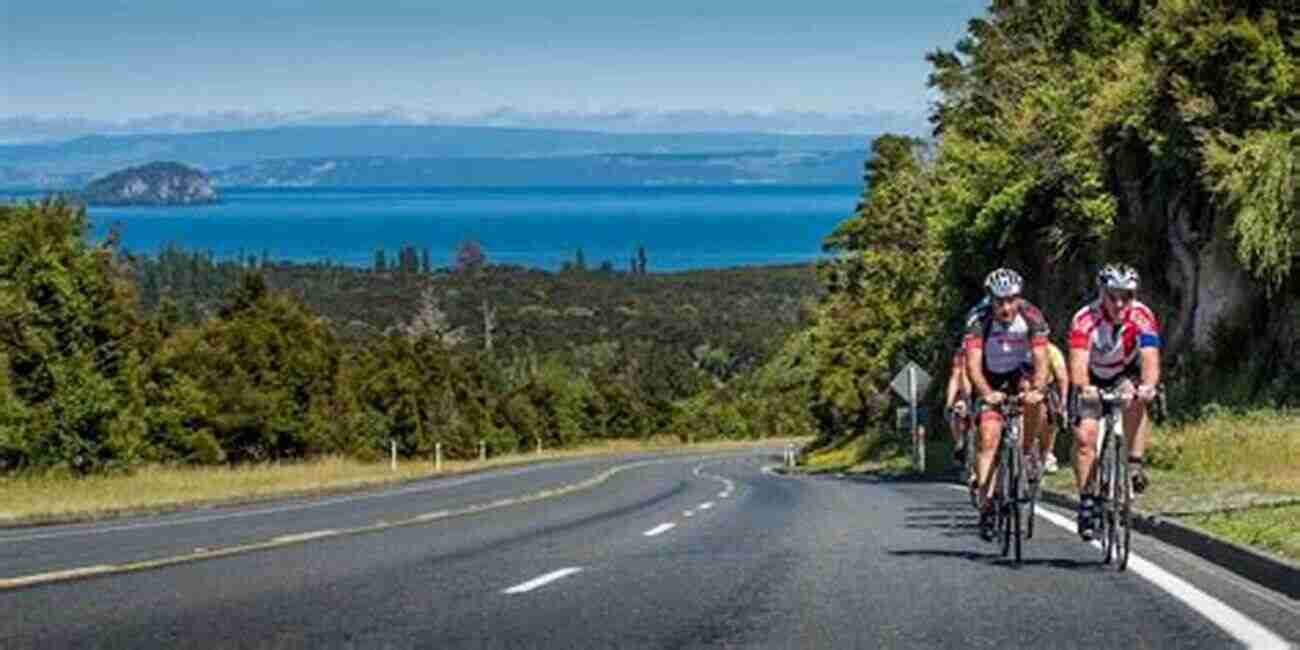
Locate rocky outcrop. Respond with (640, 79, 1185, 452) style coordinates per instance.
(82, 162, 218, 206)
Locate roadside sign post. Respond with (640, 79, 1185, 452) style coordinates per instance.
(890, 361, 932, 473)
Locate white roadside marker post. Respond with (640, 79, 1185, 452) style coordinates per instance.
(435, 442, 443, 472)
(915, 425, 926, 473)
(480, 440, 487, 462)
(390, 440, 397, 472)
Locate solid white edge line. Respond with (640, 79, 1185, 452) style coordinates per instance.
(502, 567, 583, 595)
(942, 484, 1290, 649)
(643, 523, 676, 537)
(1033, 507, 1291, 649)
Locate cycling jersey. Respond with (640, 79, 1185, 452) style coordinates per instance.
(1068, 298, 1160, 381)
(963, 300, 1050, 375)
(1046, 343, 1066, 379)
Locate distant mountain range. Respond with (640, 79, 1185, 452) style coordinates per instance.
(211, 151, 866, 187)
(0, 125, 870, 189)
(0, 109, 923, 144)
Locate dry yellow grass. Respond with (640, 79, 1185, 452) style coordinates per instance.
(0, 437, 804, 524)
(1153, 410, 1300, 494)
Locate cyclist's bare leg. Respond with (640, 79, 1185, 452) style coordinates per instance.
(1122, 396, 1150, 460)
(1122, 385, 1152, 493)
(1021, 383, 1047, 453)
(976, 411, 1002, 505)
(1040, 401, 1059, 458)
(1073, 417, 1100, 494)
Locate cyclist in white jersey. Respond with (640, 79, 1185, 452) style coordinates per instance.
(965, 269, 1050, 541)
(1067, 263, 1162, 540)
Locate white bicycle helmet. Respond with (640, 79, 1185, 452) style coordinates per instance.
(984, 268, 1023, 298)
(1097, 263, 1139, 291)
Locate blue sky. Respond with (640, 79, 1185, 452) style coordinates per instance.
(4, 1, 985, 125)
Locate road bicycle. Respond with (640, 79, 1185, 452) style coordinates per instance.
(990, 394, 1037, 564)
(1087, 388, 1135, 570)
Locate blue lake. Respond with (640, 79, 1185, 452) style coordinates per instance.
(11, 186, 861, 272)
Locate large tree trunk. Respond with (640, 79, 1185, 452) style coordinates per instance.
(1164, 193, 1200, 359)
(1114, 143, 1148, 230)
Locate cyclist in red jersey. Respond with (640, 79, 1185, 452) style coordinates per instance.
(1068, 263, 1161, 541)
(965, 269, 1050, 541)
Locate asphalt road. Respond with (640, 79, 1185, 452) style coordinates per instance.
(2, 449, 1297, 649)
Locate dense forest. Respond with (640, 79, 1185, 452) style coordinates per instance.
(805, 0, 1298, 447)
(0, 199, 821, 474)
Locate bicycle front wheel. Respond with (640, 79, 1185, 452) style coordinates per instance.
(1011, 445, 1023, 564)
(1098, 447, 1114, 564)
(964, 427, 979, 509)
(1116, 455, 1132, 571)
(999, 446, 1012, 558)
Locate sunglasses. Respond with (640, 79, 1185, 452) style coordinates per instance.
(1104, 289, 1136, 303)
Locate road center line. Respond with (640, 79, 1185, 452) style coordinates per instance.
(271, 529, 339, 544)
(643, 523, 676, 537)
(698, 502, 714, 510)
(502, 568, 583, 595)
(684, 510, 695, 517)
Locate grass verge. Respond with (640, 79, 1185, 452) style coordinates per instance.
(1179, 503, 1300, 563)
(1033, 410, 1300, 564)
(0, 437, 805, 526)
(799, 429, 926, 476)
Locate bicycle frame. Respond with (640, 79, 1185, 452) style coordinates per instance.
(1090, 389, 1132, 570)
(992, 396, 1028, 563)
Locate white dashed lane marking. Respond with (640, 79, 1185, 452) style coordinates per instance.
(643, 523, 676, 537)
(502, 568, 583, 595)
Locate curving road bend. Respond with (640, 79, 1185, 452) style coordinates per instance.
(1, 449, 1297, 649)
